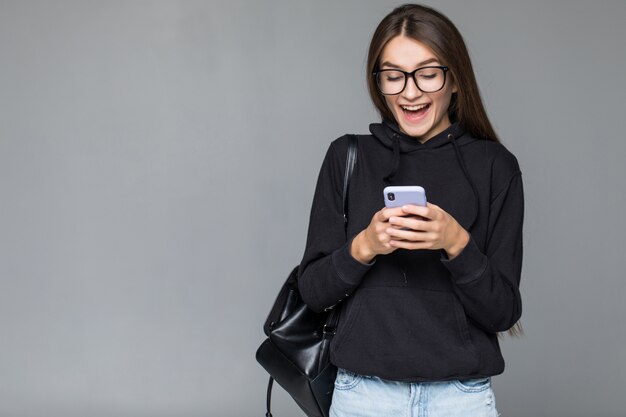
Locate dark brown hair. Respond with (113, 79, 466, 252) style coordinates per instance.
(367, 4, 499, 143)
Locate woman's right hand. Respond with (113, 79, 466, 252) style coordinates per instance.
(350, 207, 407, 264)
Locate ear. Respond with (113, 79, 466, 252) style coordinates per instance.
(448, 74, 458, 93)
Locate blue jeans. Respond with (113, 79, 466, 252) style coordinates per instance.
(330, 368, 499, 417)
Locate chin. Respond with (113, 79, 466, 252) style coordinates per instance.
(400, 125, 430, 138)
(395, 115, 435, 139)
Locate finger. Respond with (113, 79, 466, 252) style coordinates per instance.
(388, 216, 433, 231)
(425, 202, 445, 220)
(375, 208, 392, 222)
(388, 239, 432, 250)
(400, 204, 433, 219)
(386, 227, 432, 242)
(379, 206, 406, 221)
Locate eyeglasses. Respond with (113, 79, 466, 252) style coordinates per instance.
(372, 66, 449, 95)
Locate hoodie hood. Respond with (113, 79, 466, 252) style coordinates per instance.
(370, 118, 468, 153)
(370, 118, 480, 231)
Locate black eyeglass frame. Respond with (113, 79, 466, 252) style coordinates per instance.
(372, 65, 450, 95)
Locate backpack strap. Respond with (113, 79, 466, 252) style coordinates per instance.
(264, 134, 358, 417)
(265, 377, 274, 417)
(343, 134, 358, 230)
(324, 134, 358, 327)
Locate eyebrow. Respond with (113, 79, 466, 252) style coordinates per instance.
(380, 57, 439, 69)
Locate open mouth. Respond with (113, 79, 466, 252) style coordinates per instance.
(400, 103, 430, 122)
(401, 103, 430, 114)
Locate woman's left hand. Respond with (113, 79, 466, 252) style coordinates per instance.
(386, 202, 470, 259)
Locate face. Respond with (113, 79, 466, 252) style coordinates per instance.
(378, 35, 456, 142)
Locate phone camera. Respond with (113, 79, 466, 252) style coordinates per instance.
(387, 193, 395, 201)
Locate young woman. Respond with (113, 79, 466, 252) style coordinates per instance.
(297, 4, 523, 416)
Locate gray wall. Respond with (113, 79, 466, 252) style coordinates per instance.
(1, 1, 625, 416)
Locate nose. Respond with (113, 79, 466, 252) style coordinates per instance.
(402, 75, 423, 100)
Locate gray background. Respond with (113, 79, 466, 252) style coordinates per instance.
(1, 1, 625, 416)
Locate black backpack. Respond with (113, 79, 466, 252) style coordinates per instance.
(255, 135, 358, 417)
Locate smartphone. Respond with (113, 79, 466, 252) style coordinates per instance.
(383, 186, 427, 208)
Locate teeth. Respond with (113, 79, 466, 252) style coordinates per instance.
(402, 104, 428, 111)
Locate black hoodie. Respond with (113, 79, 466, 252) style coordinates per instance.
(297, 119, 524, 382)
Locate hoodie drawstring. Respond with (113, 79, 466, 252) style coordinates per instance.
(448, 133, 479, 231)
(384, 133, 401, 183)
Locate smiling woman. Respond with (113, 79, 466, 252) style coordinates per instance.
(366, 4, 499, 143)
(295, 3, 524, 417)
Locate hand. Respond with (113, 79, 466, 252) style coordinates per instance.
(386, 202, 470, 259)
(350, 206, 408, 263)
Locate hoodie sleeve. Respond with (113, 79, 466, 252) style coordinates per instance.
(440, 168, 524, 333)
(297, 139, 374, 313)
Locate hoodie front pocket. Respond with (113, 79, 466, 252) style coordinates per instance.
(332, 287, 479, 379)
(451, 293, 472, 345)
(331, 292, 363, 354)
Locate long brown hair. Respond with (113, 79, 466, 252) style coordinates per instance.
(367, 4, 524, 337)
(367, 3, 499, 143)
